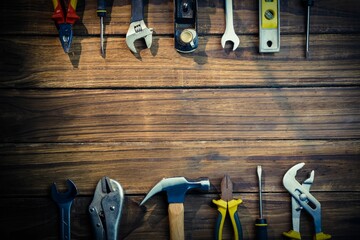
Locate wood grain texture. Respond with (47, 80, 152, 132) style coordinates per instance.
(1, 193, 359, 240)
(0, 0, 359, 239)
(0, 140, 359, 196)
(0, 35, 360, 88)
(1, 88, 359, 142)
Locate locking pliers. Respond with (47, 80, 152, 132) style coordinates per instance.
(283, 163, 331, 240)
(89, 177, 124, 240)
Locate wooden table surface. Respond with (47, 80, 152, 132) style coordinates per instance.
(0, 0, 359, 239)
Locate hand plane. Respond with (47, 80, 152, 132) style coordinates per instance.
(174, 0, 198, 53)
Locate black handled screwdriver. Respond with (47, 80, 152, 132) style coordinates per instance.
(97, 0, 107, 57)
(303, 0, 314, 58)
(255, 166, 268, 240)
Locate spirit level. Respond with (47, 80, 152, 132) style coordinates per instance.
(259, 0, 280, 52)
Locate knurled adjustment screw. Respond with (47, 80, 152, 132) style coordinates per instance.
(180, 29, 194, 44)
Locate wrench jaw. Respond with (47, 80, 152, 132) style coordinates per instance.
(51, 179, 78, 204)
(221, 32, 240, 51)
(126, 20, 153, 53)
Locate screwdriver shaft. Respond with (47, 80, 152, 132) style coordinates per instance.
(306, 5, 311, 58)
(255, 165, 268, 240)
(257, 165, 263, 219)
(97, 0, 106, 57)
(100, 16, 104, 56)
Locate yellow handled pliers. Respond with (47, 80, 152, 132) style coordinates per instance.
(213, 175, 243, 240)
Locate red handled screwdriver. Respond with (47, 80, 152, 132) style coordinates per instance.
(255, 166, 268, 240)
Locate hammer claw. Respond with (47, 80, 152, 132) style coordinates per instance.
(140, 180, 163, 206)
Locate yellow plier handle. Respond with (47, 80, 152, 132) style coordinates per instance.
(283, 230, 331, 240)
(283, 230, 301, 240)
(213, 199, 243, 240)
(66, 0, 79, 24)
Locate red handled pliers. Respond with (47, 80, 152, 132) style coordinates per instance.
(51, 0, 79, 53)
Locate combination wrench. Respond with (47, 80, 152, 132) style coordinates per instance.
(51, 179, 78, 240)
(221, 0, 240, 51)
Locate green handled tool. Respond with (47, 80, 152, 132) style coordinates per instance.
(255, 166, 268, 240)
(213, 175, 243, 240)
(97, 0, 107, 56)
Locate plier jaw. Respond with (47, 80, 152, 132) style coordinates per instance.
(212, 175, 243, 240)
(89, 177, 124, 240)
(282, 163, 331, 240)
(58, 24, 73, 53)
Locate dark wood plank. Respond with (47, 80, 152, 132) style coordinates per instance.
(1, 88, 359, 143)
(1, 35, 359, 88)
(0, 140, 359, 195)
(1, 193, 359, 239)
(0, 0, 359, 35)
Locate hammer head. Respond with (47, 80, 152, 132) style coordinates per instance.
(140, 177, 210, 205)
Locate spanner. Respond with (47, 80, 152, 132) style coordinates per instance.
(126, 0, 153, 53)
(51, 179, 78, 240)
(221, 0, 240, 51)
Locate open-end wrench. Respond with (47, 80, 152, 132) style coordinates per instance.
(51, 179, 78, 240)
(126, 0, 153, 53)
(221, 0, 240, 51)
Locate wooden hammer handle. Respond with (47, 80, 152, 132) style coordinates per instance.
(168, 203, 184, 240)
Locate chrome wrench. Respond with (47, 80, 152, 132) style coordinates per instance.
(221, 0, 240, 51)
(126, 0, 153, 53)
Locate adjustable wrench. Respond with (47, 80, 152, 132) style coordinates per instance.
(126, 0, 153, 53)
(51, 179, 78, 240)
(221, 0, 240, 51)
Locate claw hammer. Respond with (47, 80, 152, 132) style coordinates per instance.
(140, 177, 210, 240)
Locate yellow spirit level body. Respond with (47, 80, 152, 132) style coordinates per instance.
(259, 0, 280, 52)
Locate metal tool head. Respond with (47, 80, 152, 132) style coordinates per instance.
(126, 20, 153, 53)
(283, 162, 305, 185)
(220, 175, 233, 201)
(283, 163, 323, 234)
(89, 177, 124, 212)
(51, 179, 78, 204)
(140, 177, 210, 205)
(58, 23, 73, 53)
(89, 177, 124, 240)
(221, 32, 240, 51)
